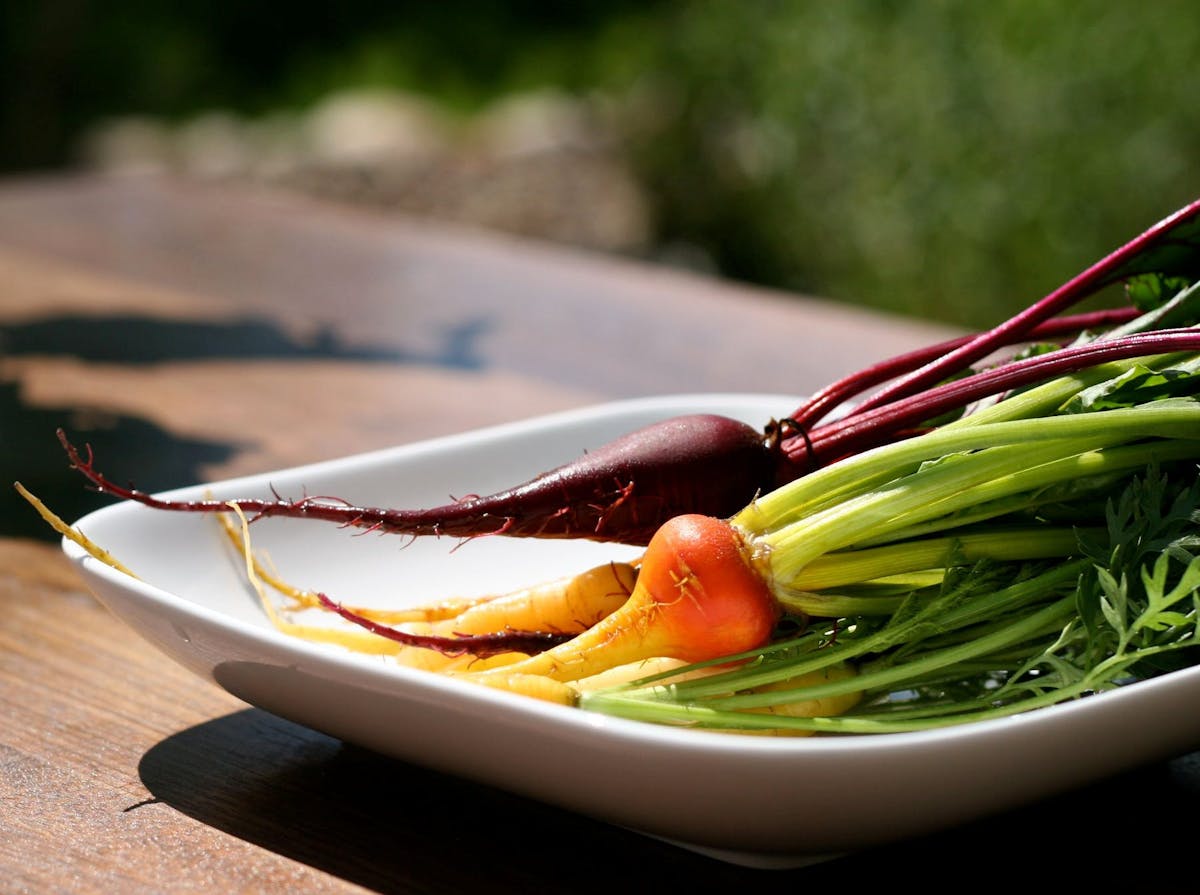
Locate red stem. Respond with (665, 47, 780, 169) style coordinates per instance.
(783, 329, 1200, 469)
(842, 198, 1200, 418)
(788, 306, 1140, 431)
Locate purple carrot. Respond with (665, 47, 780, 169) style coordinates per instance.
(58, 414, 779, 546)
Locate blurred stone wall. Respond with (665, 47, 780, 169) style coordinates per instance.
(81, 88, 654, 256)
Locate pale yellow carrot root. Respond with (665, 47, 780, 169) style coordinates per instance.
(734, 664, 862, 737)
(218, 509, 642, 677)
(219, 507, 507, 670)
(392, 650, 529, 673)
(466, 673, 577, 706)
(19, 483, 861, 729)
(424, 561, 637, 636)
(569, 656, 712, 691)
(568, 660, 862, 734)
(15, 482, 139, 578)
(364, 561, 638, 673)
(217, 511, 635, 637)
(214, 513, 488, 623)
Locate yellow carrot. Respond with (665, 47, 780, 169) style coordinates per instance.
(461, 514, 779, 684)
(216, 509, 639, 668)
(421, 561, 636, 637)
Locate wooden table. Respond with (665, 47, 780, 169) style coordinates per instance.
(2, 174, 1196, 893)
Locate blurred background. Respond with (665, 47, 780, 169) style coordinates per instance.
(4, 0, 1200, 329)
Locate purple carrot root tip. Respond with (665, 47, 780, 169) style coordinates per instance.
(313, 593, 572, 657)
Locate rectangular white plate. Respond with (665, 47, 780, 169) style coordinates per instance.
(63, 393, 1200, 868)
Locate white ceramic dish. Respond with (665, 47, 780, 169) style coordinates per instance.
(63, 393, 1200, 869)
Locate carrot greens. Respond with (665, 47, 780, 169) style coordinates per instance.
(583, 468, 1200, 733)
(579, 354, 1200, 732)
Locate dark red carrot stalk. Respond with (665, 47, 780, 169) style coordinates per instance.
(775, 198, 1200, 468)
(783, 329, 1200, 469)
(785, 307, 1139, 432)
(836, 196, 1200, 418)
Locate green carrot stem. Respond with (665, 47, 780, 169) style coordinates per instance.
(776, 575, 944, 618)
(760, 440, 1084, 576)
(581, 631, 1199, 734)
(763, 433, 1199, 586)
(735, 395, 1200, 536)
(781, 527, 1085, 592)
(599, 561, 1087, 702)
(936, 352, 1199, 432)
(582, 662, 1076, 734)
(707, 598, 1075, 711)
(775, 590, 909, 617)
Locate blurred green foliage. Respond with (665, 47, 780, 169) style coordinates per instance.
(4, 1, 1200, 328)
(628, 3, 1200, 327)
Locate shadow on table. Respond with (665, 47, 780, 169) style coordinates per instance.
(0, 312, 490, 367)
(2, 311, 492, 541)
(136, 708, 1200, 894)
(135, 708, 774, 895)
(3, 381, 242, 541)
